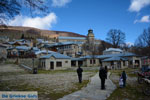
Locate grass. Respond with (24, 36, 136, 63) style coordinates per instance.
(107, 68, 149, 100)
(38, 69, 98, 74)
(0, 80, 89, 100)
(0, 71, 27, 76)
(107, 83, 149, 100)
(109, 68, 139, 77)
(38, 69, 76, 74)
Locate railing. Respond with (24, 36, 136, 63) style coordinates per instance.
(20, 64, 32, 71)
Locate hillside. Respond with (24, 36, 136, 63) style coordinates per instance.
(0, 26, 86, 40)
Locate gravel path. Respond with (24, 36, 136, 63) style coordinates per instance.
(59, 72, 116, 100)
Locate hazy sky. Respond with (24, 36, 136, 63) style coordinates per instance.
(9, 0, 150, 44)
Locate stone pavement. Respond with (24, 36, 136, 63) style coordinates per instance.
(58, 72, 116, 100)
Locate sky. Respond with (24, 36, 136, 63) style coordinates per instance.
(9, 0, 150, 45)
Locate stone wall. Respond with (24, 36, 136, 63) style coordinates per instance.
(5, 58, 39, 68)
(18, 58, 39, 68)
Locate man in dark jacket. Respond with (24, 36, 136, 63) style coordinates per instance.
(99, 66, 107, 90)
(77, 66, 83, 83)
(121, 70, 127, 87)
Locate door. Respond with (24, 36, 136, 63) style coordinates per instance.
(50, 62, 54, 70)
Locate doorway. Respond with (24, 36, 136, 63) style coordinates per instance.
(50, 62, 54, 70)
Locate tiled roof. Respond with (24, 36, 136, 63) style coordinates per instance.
(58, 36, 86, 40)
(40, 53, 71, 59)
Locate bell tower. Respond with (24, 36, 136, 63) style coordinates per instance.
(87, 29, 95, 43)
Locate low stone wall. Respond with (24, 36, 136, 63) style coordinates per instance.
(5, 58, 39, 68)
(18, 58, 39, 68)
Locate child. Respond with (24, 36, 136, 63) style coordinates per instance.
(119, 76, 123, 88)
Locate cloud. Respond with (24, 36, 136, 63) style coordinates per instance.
(134, 15, 150, 23)
(9, 12, 57, 30)
(52, 0, 72, 7)
(129, 0, 150, 12)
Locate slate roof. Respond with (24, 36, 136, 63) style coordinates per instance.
(40, 53, 71, 59)
(16, 46, 31, 51)
(71, 58, 84, 61)
(80, 52, 137, 59)
(102, 56, 128, 62)
(58, 36, 86, 40)
(44, 41, 83, 48)
(35, 50, 55, 55)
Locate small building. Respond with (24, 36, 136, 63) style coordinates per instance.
(39, 53, 71, 70)
(103, 48, 123, 55)
(7, 46, 38, 58)
(102, 56, 128, 69)
(98, 51, 141, 69)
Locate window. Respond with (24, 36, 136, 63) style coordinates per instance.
(93, 59, 96, 64)
(65, 61, 68, 63)
(56, 62, 62, 67)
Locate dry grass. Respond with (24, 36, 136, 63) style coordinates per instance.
(107, 68, 150, 100)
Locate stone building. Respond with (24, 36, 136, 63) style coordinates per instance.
(43, 41, 83, 57)
(99, 48, 141, 69)
(39, 53, 71, 70)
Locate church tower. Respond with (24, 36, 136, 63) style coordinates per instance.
(87, 29, 95, 43)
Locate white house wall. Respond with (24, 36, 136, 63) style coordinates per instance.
(44, 57, 71, 70)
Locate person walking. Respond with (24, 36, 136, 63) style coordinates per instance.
(99, 66, 107, 90)
(121, 70, 127, 87)
(77, 65, 83, 83)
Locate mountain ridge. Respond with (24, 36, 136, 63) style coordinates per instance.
(0, 26, 86, 40)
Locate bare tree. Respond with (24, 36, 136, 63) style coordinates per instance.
(134, 27, 150, 56)
(0, 0, 48, 24)
(82, 42, 99, 66)
(135, 27, 150, 47)
(106, 29, 125, 48)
